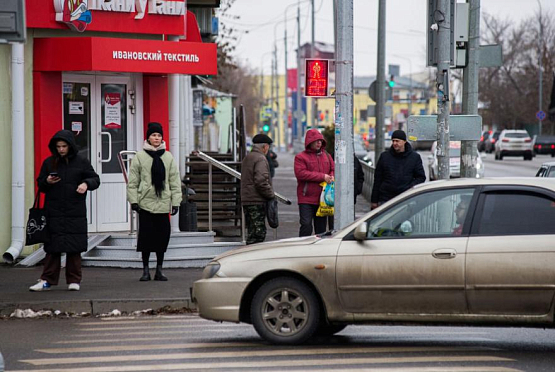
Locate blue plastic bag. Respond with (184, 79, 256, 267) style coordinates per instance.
(324, 181, 335, 207)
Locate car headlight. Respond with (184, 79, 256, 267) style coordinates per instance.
(202, 262, 221, 279)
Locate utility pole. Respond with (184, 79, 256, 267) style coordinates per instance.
(461, 0, 480, 178)
(311, 0, 317, 129)
(296, 2, 303, 150)
(334, 0, 354, 229)
(375, 0, 386, 163)
(284, 24, 289, 150)
(538, 0, 543, 136)
(271, 49, 275, 136)
(436, 0, 451, 180)
(274, 43, 281, 147)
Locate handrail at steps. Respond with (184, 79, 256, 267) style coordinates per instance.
(118, 151, 137, 234)
(196, 151, 292, 205)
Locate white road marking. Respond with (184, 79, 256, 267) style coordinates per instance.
(26, 346, 495, 365)
(37, 342, 263, 354)
(9, 356, 515, 372)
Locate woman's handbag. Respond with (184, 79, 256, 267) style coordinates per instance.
(25, 192, 50, 246)
(266, 198, 279, 229)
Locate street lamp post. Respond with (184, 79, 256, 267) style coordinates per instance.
(537, 0, 543, 136)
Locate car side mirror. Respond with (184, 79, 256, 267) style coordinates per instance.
(354, 223, 368, 241)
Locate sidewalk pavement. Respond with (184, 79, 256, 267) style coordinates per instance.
(0, 265, 202, 317)
(0, 151, 372, 318)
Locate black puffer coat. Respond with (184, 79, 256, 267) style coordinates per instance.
(37, 130, 100, 254)
(371, 142, 426, 204)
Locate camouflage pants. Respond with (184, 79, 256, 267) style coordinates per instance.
(243, 205, 266, 245)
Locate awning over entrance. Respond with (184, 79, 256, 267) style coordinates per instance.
(34, 37, 217, 75)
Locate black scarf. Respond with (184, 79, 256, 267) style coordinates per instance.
(145, 149, 166, 198)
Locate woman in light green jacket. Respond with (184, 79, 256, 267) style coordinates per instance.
(127, 122, 182, 281)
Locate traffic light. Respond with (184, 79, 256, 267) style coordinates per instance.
(388, 75, 396, 88)
(262, 123, 270, 133)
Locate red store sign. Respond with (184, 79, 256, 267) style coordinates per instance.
(34, 37, 218, 75)
(26, 0, 187, 35)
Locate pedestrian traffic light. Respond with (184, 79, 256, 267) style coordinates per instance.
(305, 59, 330, 97)
(262, 123, 270, 132)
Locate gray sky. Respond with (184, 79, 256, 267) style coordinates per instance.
(222, 0, 555, 78)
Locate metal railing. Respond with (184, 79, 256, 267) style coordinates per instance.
(118, 151, 137, 234)
(360, 161, 375, 203)
(196, 151, 292, 242)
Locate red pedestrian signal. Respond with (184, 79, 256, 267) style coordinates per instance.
(305, 59, 329, 97)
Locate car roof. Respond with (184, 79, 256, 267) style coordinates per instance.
(541, 162, 555, 167)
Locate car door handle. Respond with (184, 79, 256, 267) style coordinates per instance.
(432, 249, 457, 259)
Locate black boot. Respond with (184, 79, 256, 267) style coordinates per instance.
(154, 265, 168, 281)
(139, 264, 151, 281)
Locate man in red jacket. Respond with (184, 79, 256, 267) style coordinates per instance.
(294, 129, 335, 236)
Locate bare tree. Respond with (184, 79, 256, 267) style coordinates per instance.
(478, 11, 555, 134)
(210, 0, 262, 135)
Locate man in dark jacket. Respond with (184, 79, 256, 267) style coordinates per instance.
(30, 130, 100, 292)
(241, 134, 275, 244)
(354, 155, 365, 204)
(371, 130, 425, 209)
(294, 129, 335, 236)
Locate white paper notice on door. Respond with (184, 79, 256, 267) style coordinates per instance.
(104, 93, 121, 129)
(69, 101, 84, 115)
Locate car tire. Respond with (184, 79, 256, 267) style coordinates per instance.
(251, 277, 320, 345)
(315, 324, 348, 337)
(499, 153, 503, 160)
(494, 152, 499, 160)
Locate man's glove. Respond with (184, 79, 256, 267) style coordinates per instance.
(131, 203, 140, 212)
(171, 206, 179, 216)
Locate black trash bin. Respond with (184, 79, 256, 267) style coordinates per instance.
(179, 188, 198, 232)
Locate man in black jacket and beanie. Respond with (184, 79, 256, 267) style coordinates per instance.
(371, 130, 425, 209)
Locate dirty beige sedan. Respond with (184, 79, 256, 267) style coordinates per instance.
(192, 178, 555, 344)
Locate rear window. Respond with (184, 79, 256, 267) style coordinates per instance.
(475, 191, 555, 235)
(505, 132, 530, 138)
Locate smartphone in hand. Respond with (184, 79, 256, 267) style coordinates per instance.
(49, 172, 59, 177)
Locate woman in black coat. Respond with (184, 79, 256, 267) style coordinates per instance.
(29, 130, 100, 292)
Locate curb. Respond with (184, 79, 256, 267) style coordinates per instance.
(0, 298, 197, 317)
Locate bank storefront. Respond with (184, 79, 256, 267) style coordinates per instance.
(0, 0, 217, 262)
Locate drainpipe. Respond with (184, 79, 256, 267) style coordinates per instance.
(3, 43, 26, 264)
(168, 36, 180, 232)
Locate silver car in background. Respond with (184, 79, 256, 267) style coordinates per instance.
(495, 129, 533, 160)
(536, 162, 555, 178)
(428, 141, 485, 181)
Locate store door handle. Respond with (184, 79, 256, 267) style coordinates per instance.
(100, 132, 112, 163)
(432, 248, 457, 259)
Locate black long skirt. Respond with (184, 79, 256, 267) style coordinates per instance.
(136, 210, 171, 253)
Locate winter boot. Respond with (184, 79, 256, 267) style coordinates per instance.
(154, 265, 168, 281)
(140, 264, 151, 281)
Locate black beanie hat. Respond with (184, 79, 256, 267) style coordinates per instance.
(391, 129, 407, 141)
(146, 122, 163, 139)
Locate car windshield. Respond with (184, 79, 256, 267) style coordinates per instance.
(505, 132, 529, 138)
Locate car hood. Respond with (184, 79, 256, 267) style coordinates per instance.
(214, 235, 322, 261)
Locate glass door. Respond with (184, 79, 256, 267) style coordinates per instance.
(95, 76, 133, 232)
(62, 76, 97, 232)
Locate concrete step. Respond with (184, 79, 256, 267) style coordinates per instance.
(102, 232, 215, 247)
(83, 242, 243, 259)
(81, 256, 217, 268)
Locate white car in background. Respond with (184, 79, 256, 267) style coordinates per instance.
(494, 129, 533, 160)
(428, 141, 485, 181)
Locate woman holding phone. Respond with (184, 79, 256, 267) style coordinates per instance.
(127, 122, 182, 281)
(29, 130, 100, 292)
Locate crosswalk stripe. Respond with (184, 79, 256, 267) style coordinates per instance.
(98, 315, 202, 322)
(9, 356, 515, 372)
(282, 368, 521, 372)
(25, 347, 494, 365)
(70, 329, 243, 337)
(37, 342, 263, 354)
(55, 336, 222, 344)
(77, 324, 250, 331)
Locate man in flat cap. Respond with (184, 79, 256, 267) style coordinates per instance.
(241, 134, 275, 244)
(371, 129, 425, 209)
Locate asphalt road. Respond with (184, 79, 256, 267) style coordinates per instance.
(2, 315, 555, 371)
